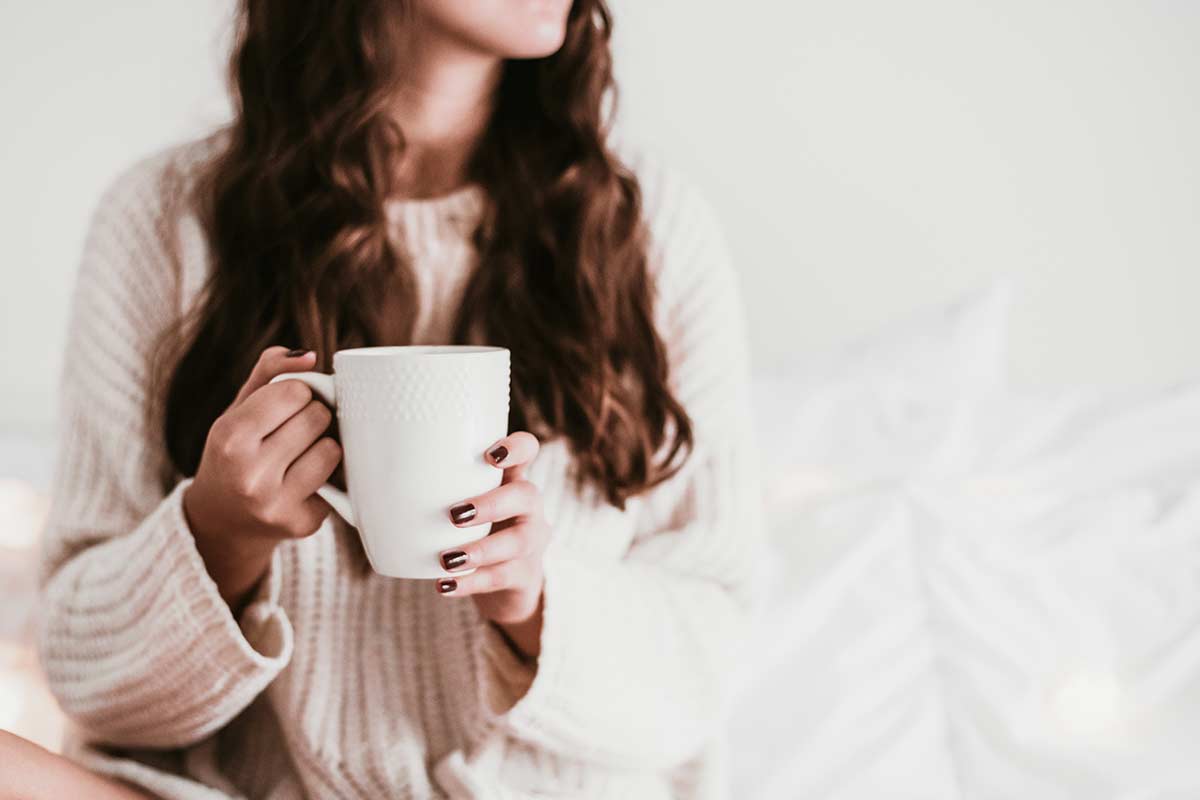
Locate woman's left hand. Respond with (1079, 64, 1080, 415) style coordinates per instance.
(437, 431, 548, 659)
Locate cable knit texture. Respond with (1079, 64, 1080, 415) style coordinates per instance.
(37, 132, 767, 800)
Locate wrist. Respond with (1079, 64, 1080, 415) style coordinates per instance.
(497, 591, 544, 661)
(183, 482, 276, 611)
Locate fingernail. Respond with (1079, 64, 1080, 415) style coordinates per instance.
(286, 348, 310, 358)
(487, 444, 508, 464)
(441, 550, 469, 571)
(437, 578, 458, 594)
(449, 503, 476, 524)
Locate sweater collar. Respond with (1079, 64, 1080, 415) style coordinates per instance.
(385, 184, 486, 254)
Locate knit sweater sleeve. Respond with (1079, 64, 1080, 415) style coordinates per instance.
(480, 171, 769, 770)
(36, 153, 294, 750)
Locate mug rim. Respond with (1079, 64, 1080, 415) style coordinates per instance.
(334, 345, 507, 358)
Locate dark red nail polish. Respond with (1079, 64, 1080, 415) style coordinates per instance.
(488, 445, 508, 464)
(449, 503, 476, 524)
(441, 550, 468, 571)
(286, 348, 309, 358)
(437, 578, 457, 594)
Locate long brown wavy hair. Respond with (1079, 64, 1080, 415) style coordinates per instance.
(158, 0, 693, 510)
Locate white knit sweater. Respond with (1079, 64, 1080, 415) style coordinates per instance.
(37, 133, 766, 800)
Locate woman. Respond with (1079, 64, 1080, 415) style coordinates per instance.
(12, 0, 764, 797)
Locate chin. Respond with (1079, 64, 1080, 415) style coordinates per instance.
(420, 0, 573, 60)
(503, 22, 570, 60)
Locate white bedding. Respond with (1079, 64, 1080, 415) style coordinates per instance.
(730, 281, 1200, 798)
(915, 381, 1200, 799)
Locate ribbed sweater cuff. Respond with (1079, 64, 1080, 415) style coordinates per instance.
(478, 551, 614, 750)
(158, 479, 294, 672)
(473, 544, 744, 771)
(40, 479, 293, 746)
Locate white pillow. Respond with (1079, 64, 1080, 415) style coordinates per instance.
(753, 279, 1011, 512)
(729, 280, 1012, 799)
(910, 379, 1200, 799)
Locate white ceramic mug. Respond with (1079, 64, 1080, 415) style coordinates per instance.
(270, 345, 510, 579)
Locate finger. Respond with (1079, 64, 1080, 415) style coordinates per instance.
(263, 400, 333, 469)
(484, 431, 539, 483)
(282, 494, 337, 539)
(282, 436, 343, 499)
(233, 346, 316, 407)
(438, 520, 546, 572)
(448, 479, 540, 528)
(435, 558, 535, 596)
(229, 379, 316, 440)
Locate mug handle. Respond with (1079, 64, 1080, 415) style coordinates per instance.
(268, 372, 356, 527)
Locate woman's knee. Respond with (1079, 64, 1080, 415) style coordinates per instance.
(0, 730, 150, 800)
(0, 730, 48, 798)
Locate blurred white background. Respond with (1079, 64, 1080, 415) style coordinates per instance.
(2, 0, 1199, 439)
(3, 2, 1200, 793)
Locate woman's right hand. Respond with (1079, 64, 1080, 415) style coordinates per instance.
(183, 346, 343, 611)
